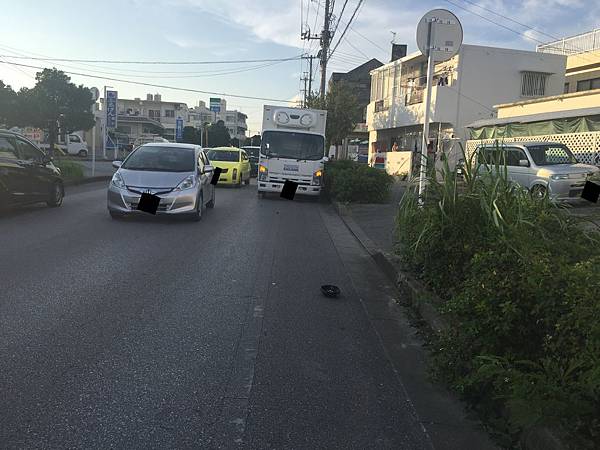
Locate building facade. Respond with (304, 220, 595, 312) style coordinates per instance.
(537, 28, 600, 95)
(366, 44, 567, 167)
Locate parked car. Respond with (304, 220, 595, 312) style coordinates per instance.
(0, 129, 64, 210)
(241, 145, 260, 177)
(206, 147, 251, 186)
(107, 143, 215, 221)
(475, 142, 599, 201)
(38, 133, 89, 157)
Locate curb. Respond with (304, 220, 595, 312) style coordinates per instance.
(332, 200, 447, 333)
(64, 176, 112, 187)
(332, 200, 567, 450)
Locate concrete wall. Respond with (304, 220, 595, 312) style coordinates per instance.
(497, 89, 600, 118)
(452, 45, 566, 141)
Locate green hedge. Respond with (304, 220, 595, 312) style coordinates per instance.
(54, 159, 84, 179)
(396, 153, 600, 448)
(324, 160, 393, 203)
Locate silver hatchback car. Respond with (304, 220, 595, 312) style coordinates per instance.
(476, 142, 599, 201)
(107, 143, 215, 220)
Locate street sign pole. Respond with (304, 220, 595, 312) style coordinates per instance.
(418, 20, 435, 203)
(92, 124, 96, 176)
(415, 9, 463, 205)
(102, 86, 107, 160)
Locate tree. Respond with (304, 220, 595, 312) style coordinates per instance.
(182, 126, 201, 144)
(21, 69, 95, 154)
(207, 120, 231, 147)
(231, 137, 240, 147)
(0, 81, 18, 127)
(307, 81, 361, 150)
(248, 134, 261, 146)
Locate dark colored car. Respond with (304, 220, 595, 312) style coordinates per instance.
(242, 146, 260, 177)
(0, 129, 64, 210)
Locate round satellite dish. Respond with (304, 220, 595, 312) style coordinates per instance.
(416, 9, 463, 62)
(90, 87, 100, 102)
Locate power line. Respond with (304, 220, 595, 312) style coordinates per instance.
(330, 0, 349, 41)
(342, 36, 370, 59)
(0, 60, 297, 103)
(450, 0, 598, 63)
(328, 0, 365, 62)
(343, 19, 387, 53)
(0, 54, 304, 65)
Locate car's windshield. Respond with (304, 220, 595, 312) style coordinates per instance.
(527, 144, 577, 165)
(261, 131, 324, 160)
(207, 150, 240, 162)
(121, 146, 195, 172)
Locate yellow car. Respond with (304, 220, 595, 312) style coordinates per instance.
(206, 147, 251, 186)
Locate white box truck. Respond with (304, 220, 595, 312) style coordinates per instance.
(258, 105, 327, 197)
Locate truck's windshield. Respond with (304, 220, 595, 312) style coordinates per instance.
(261, 131, 324, 161)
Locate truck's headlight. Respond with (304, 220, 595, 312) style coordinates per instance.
(174, 174, 196, 191)
(550, 174, 569, 180)
(111, 172, 126, 189)
(312, 169, 323, 185)
(259, 164, 268, 181)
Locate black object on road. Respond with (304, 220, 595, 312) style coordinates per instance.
(321, 284, 341, 298)
(582, 180, 600, 203)
(211, 167, 222, 185)
(280, 180, 298, 200)
(137, 192, 160, 214)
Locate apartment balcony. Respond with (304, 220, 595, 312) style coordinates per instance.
(367, 85, 458, 132)
(537, 28, 600, 56)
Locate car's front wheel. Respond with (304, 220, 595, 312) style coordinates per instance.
(206, 189, 215, 208)
(531, 184, 547, 199)
(192, 193, 203, 221)
(78, 149, 88, 157)
(47, 182, 64, 207)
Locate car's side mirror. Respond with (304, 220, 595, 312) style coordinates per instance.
(41, 154, 52, 165)
(204, 165, 214, 173)
(519, 159, 530, 167)
(112, 160, 122, 169)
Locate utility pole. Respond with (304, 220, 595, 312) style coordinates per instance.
(308, 55, 314, 99)
(319, 0, 332, 100)
(300, 71, 309, 107)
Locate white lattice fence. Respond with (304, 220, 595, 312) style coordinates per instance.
(466, 132, 600, 165)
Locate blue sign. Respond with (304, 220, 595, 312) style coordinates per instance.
(176, 117, 184, 141)
(106, 90, 118, 129)
(209, 105, 221, 113)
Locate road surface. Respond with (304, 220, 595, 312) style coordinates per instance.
(0, 180, 492, 449)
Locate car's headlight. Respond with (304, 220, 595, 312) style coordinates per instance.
(550, 174, 569, 180)
(111, 172, 126, 189)
(174, 174, 196, 191)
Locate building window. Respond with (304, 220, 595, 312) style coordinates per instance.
(521, 71, 547, 97)
(165, 110, 175, 118)
(564, 82, 570, 93)
(148, 109, 161, 119)
(576, 77, 600, 92)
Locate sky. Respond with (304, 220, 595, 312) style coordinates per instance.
(0, 0, 597, 133)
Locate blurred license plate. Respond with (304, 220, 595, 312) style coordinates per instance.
(283, 164, 298, 171)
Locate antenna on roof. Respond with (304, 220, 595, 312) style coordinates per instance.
(390, 31, 397, 44)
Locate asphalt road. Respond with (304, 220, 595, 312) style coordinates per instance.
(0, 181, 459, 449)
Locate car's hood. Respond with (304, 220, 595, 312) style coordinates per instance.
(211, 161, 241, 169)
(537, 163, 599, 176)
(119, 168, 192, 189)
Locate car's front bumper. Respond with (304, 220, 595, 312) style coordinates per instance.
(107, 184, 198, 215)
(549, 179, 588, 202)
(257, 180, 321, 196)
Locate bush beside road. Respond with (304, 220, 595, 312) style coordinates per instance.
(396, 159, 600, 448)
(324, 160, 393, 203)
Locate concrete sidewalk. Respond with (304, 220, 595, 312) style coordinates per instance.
(343, 180, 407, 254)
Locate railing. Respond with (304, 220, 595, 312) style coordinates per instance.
(537, 29, 600, 55)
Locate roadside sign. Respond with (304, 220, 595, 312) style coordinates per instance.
(176, 117, 184, 141)
(90, 87, 100, 102)
(416, 9, 463, 63)
(106, 90, 118, 129)
(210, 97, 221, 113)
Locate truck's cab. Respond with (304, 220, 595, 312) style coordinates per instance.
(257, 105, 327, 197)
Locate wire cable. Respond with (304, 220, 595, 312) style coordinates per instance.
(328, 0, 365, 62)
(0, 60, 298, 103)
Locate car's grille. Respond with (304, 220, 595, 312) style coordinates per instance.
(127, 186, 173, 195)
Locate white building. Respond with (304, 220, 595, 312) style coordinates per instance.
(367, 44, 567, 166)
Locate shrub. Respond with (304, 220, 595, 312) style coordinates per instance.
(54, 159, 84, 179)
(397, 145, 600, 447)
(324, 160, 393, 203)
